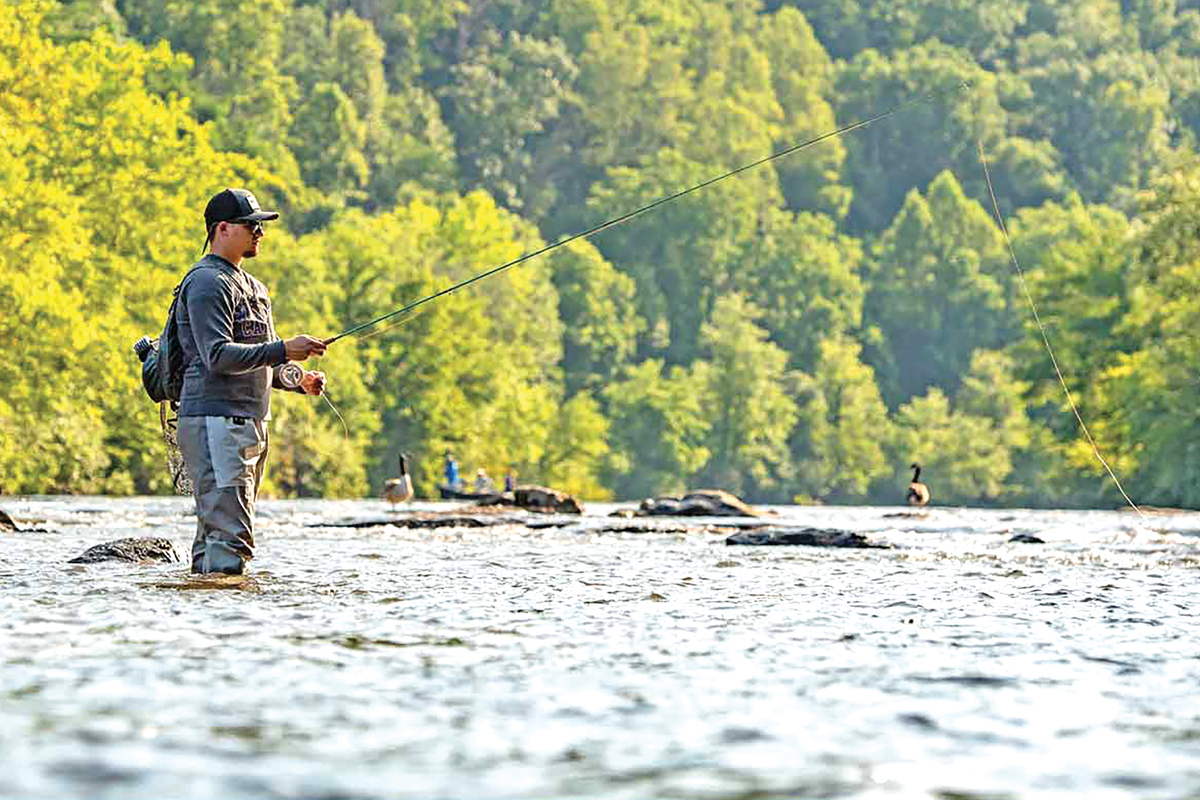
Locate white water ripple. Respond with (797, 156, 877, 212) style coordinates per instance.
(2, 497, 1200, 798)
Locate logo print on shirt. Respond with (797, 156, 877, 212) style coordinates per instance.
(234, 295, 271, 341)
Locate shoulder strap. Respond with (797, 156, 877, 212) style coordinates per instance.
(174, 257, 222, 298)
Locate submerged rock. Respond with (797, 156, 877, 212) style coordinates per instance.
(637, 489, 758, 518)
(882, 510, 930, 519)
(725, 527, 886, 548)
(68, 537, 180, 564)
(316, 514, 528, 529)
(1009, 533, 1045, 544)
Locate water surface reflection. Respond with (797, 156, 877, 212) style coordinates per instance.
(2, 497, 1199, 798)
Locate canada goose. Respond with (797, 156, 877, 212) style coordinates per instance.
(383, 452, 414, 505)
(907, 463, 930, 507)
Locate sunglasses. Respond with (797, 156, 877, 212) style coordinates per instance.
(224, 220, 264, 236)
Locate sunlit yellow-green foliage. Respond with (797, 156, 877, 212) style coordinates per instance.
(0, 0, 259, 493)
(3, 0, 1199, 507)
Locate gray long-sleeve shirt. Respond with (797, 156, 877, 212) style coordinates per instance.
(176, 254, 289, 420)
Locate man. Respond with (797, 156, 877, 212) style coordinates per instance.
(443, 451, 460, 490)
(175, 188, 327, 575)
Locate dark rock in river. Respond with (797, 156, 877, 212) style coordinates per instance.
(317, 514, 529, 529)
(475, 485, 583, 514)
(68, 537, 180, 564)
(637, 489, 758, 518)
(882, 510, 930, 519)
(725, 527, 886, 548)
(513, 486, 583, 514)
(0, 509, 49, 533)
(1009, 533, 1045, 544)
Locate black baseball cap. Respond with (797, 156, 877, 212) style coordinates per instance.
(202, 189, 279, 251)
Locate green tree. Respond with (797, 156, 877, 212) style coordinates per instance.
(1078, 165, 1200, 506)
(538, 392, 612, 499)
(119, 0, 303, 186)
(1011, 38, 1173, 202)
(743, 208, 866, 369)
(364, 85, 458, 209)
(602, 360, 712, 499)
(585, 148, 775, 364)
(690, 295, 798, 499)
(954, 349, 1043, 502)
(440, 31, 579, 217)
(759, 6, 850, 218)
(548, 241, 644, 396)
(1006, 196, 1134, 449)
(834, 42, 1008, 232)
(888, 388, 1009, 504)
(862, 171, 1011, 408)
(790, 336, 892, 502)
(289, 81, 370, 196)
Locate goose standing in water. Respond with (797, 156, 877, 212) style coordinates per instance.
(384, 453, 414, 506)
(906, 463, 930, 507)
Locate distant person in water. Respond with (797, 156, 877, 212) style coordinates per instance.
(444, 451, 460, 489)
(475, 468, 493, 493)
(504, 466, 517, 493)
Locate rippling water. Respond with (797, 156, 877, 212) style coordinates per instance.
(3, 496, 1200, 799)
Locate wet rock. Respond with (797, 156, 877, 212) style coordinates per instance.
(608, 508, 638, 518)
(513, 485, 583, 514)
(1009, 533, 1045, 544)
(637, 489, 758, 518)
(725, 527, 886, 548)
(68, 537, 180, 564)
(0, 510, 48, 533)
(475, 485, 583, 514)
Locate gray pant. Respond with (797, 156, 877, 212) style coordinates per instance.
(176, 416, 268, 575)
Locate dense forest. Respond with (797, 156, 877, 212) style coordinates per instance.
(2, 0, 1198, 506)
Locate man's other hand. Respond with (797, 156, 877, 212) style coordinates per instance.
(300, 370, 326, 396)
(284, 335, 327, 361)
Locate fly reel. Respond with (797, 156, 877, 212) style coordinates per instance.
(278, 362, 305, 390)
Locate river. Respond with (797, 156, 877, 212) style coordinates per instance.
(2, 496, 1199, 799)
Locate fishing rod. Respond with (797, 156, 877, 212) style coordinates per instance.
(324, 80, 972, 345)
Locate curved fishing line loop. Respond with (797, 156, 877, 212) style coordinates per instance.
(322, 390, 350, 439)
(976, 140, 1145, 521)
(325, 81, 973, 344)
(293, 379, 351, 459)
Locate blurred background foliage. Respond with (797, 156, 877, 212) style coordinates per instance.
(3, 0, 1199, 507)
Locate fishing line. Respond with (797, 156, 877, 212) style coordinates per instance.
(325, 81, 973, 344)
(977, 140, 1146, 521)
(321, 387, 350, 439)
(352, 301, 436, 344)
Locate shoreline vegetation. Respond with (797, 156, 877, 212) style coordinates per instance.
(2, 0, 1198, 509)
